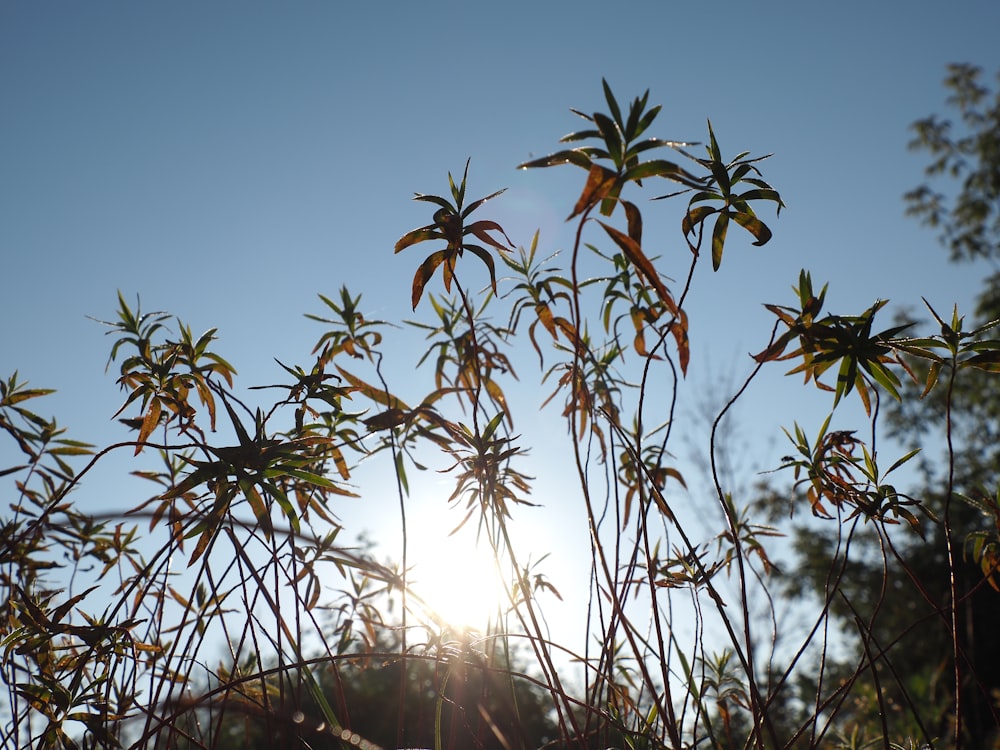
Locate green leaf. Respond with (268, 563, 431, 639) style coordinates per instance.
(682, 205, 717, 238)
(463, 243, 499, 294)
(461, 187, 507, 218)
(711, 211, 730, 271)
(862, 358, 903, 399)
(412, 192, 457, 212)
(239, 479, 272, 537)
(602, 78, 623, 128)
(885, 448, 921, 476)
(2, 388, 55, 406)
(706, 120, 723, 165)
(394, 226, 440, 253)
(963, 350, 1000, 371)
(517, 150, 591, 170)
(623, 159, 703, 187)
(482, 411, 506, 442)
(731, 211, 773, 246)
(735, 187, 783, 205)
(47, 445, 94, 456)
(593, 111, 624, 165)
(560, 128, 601, 143)
(629, 101, 661, 141)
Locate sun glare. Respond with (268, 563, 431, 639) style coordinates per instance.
(407, 518, 511, 632)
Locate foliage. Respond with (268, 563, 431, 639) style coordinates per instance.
(905, 63, 1000, 262)
(1, 76, 998, 750)
(772, 64, 1000, 749)
(167, 629, 559, 750)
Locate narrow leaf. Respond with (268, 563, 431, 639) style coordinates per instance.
(517, 150, 591, 170)
(597, 221, 677, 317)
(570, 164, 618, 219)
(731, 211, 773, 246)
(711, 211, 730, 271)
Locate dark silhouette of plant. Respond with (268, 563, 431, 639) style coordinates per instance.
(1, 77, 998, 750)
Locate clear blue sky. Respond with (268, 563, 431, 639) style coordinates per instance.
(3, 2, 1000, 632)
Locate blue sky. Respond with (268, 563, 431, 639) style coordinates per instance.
(4, 2, 1000, 634)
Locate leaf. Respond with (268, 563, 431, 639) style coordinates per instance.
(412, 192, 457, 212)
(921, 361, 942, 397)
(682, 205, 717, 245)
(863, 358, 903, 399)
(187, 525, 215, 567)
(730, 210, 773, 246)
(410, 249, 448, 310)
(280, 466, 350, 490)
(240, 479, 273, 538)
(362, 408, 409, 431)
(160, 462, 220, 500)
(394, 225, 439, 253)
(461, 187, 508, 218)
(517, 150, 591, 170)
(135, 398, 162, 455)
(267, 483, 301, 533)
(597, 221, 677, 316)
(48, 442, 95, 456)
(482, 411, 506, 442)
(570, 163, 618, 219)
(735, 187, 783, 205)
(2, 388, 55, 406)
(623, 159, 703, 187)
(885, 448, 921, 476)
(51, 586, 99, 624)
(963, 350, 1000, 371)
(602, 78, 623, 128)
(593, 111, 624, 164)
(483, 378, 511, 423)
(220, 393, 253, 448)
(465, 220, 514, 253)
(711, 211, 730, 271)
(623, 200, 642, 245)
(671, 309, 691, 376)
(463, 243, 499, 294)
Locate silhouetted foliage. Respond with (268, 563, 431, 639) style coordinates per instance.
(2, 76, 999, 750)
(769, 64, 1000, 749)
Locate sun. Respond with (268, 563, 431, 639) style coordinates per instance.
(406, 513, 512, 632)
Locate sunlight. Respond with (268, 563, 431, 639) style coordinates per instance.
(406, 508, 512, 632)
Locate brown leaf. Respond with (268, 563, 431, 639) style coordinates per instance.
(136, 398, 162, 455)
(598, 221, 678, 318)
(570, 164, 618, 219)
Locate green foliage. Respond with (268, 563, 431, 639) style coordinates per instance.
(169, 630, 559, 750)
(906, 64, 1000, 262)
(753, 270, 912, 413)
(775, 63, 1000, 750)
(2, 76, 998, 750)
(678, 120, 784, 271)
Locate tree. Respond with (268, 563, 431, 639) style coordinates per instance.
(769, 63, 1000, 749)
(2, 79, 998, 750)
(165, 629, 559, 750)
(905, 64, 1000, 264)
(891, 62, 1000, 747)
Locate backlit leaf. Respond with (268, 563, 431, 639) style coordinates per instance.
(570, 163, 618, 219)
(711, 211, 730, 271)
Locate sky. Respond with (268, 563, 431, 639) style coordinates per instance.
(4, 2, 1000, 648)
